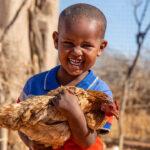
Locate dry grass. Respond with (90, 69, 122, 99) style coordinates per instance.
(102, 110, 150, 141)
(93, 50, 150, 149)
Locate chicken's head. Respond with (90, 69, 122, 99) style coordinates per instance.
(100, 100, 119, 120)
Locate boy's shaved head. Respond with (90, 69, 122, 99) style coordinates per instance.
(58, 3, 107, 38)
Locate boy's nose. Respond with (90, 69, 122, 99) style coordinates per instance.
(72, 46, 83, 56)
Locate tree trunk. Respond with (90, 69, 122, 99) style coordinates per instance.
(0, 0, 58, 149)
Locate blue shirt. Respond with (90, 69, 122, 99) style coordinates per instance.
(19, 65, 113, 133)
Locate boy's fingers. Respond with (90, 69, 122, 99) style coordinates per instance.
(51, 94, 61, 105)
(60, 89, 65, 95)
(65, 88, 74, 95)
(51, 98, 59, 106)
(56, 94, 61, 100)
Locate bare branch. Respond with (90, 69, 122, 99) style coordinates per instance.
(140, 0, 150, 25)
(134, 3, 140, 26)
(144, 22, 150, 35)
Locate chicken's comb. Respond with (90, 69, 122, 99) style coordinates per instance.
(114, 100, 119, 111)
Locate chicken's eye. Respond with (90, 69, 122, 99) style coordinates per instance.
(109, 105, 113, 110)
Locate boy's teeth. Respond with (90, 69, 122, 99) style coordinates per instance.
(69, 59, 82, 66)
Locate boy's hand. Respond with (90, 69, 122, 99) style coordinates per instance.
(51, 89, 82, 118)
(51, 88, 97, 148)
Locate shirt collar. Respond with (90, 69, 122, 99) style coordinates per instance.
(44, 65, 60, 91)
(44, 65, 97, 91)
(76, 70, 97, 90)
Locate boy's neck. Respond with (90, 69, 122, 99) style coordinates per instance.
(56, 66, 89, 86)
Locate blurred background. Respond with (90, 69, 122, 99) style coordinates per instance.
(0, 0, 150, 150)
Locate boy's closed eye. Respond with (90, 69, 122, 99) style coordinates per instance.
(81, 44, 93, 48)
(63, 41, 74, 46)
(62, 41, 94, 48)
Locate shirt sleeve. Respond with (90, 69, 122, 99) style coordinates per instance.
(18, 80, 30, 102)
(99, 116, 113, 134)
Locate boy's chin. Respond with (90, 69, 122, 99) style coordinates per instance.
(67, 70, 83, 77)
(60, 65, 86, 77)
(66, 68, 87, 77)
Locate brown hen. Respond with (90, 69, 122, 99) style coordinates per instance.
(0, 86, 119, 148)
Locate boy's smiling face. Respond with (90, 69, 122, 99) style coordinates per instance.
(53, 17, 107, 77)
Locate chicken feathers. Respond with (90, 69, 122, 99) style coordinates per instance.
(0, 86, 119, 148)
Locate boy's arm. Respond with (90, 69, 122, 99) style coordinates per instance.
(18, 131, 31, 148)
(18, 80, 52, 150)
(68, 110, 97, 148)
(18, 95, 48, 150)
(52, 89, 97, 148)
(18, 131, 52, 150)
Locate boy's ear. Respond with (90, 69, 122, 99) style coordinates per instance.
(97, 40, 107, 56)
(52, 31, 59, 49)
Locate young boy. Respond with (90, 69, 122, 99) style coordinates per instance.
(18, 3, 113, 150)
